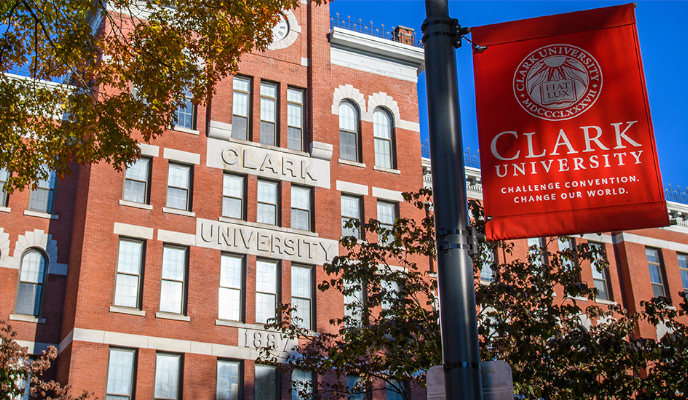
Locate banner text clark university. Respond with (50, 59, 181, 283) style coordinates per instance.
(471, 4, 670, 241)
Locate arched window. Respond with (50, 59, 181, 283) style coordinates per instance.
(339, 102, 359, 162)
(15, 249, 47, 316)
(373, 109, 393, 169)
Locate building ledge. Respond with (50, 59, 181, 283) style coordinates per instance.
(216, 319, 263, 329)
(173, 126, 200, 136)
(338, 159, 366, 168)
(24, 210, 58, 220)
(595, 299, 617, 306)
(156, 312, 190, 322)
(373, 166, 400, 175)
(110, 306, 146, 316)
(0, 206, 10, 213)
(163, 207, 195, 218)
(10, 314, 46, 324)
(119, 200, 153, 210)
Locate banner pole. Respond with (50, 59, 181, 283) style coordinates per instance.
(422, 1, 483, 399)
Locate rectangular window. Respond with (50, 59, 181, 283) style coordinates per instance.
(373, 110, 393, 169)
(291, 186, 311, 231)
(590, 242, 611, 301)
(255, 365, 278, 400)
(123, 158, 150, 204)
(257, 180, 278, 225)
(256, 260, 278, 324)
(291, 369, 312, 400)
(106, 348, 136, 400)
(216, 360, 241, 400)
(219, 254, 243, 321)
(646, 248, 668, 298)
(29, 170, 57, 213)
(287, 88, 304, 151)
(343, 279, 363, 326)
(527, 238, 545, 267)
(166, 164, 191, 211)
(341, 196, 361, 238)
(160, 246, 187, 314)
(678, 253, 688, 291)
(381, 279, 399, 310)
(480, 248, 495, 282)
(291, 265, 312, 330)
(558, 238, 575, 271)
(114, 239, 144, 309)
(154, 353, 181, 400)
(232, 77, 251, 140)
(385, 380, 409, 400)
(175, 90, 195, 130)
(346, 375, 367, 400)
(222, 174, 244, 219)
(0, 168, 10, 207)
(377, 202, 396, 245)
(260, 82, 277, 146)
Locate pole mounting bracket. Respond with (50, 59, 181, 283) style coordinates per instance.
(421, 18, 470, 48)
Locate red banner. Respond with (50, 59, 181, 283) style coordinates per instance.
(471, 4, 670, 241)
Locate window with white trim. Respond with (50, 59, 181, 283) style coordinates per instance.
(646, 247, 668, 298)
(175, 90, 195, 130)
(0, 168, 10, 207)
(480, 248, 496, 282)
(343, 278, 363, 326)
(255, 364, 278, 400)
(381, 279, 399, 310)
(373, 109, 393, 169)
(257, 180, 278, 226)
(558, 238, 575, 271)
(232, 77, 251, 140)
(166, 163, 192, 211)
(291, 265, 312, 330)
(260, 82, 277, 146)
(106, 348, 136, 400)
(219, 254, 243, 322)
(29, 170, 57, 213)
(256, 260, 278, 324)
(339, 102, 359, 162)
(287, 88, 304, 151)
(590, 242, 611, 301)
(377, 202, 396, 245)
(291, 186, 311, 231)
(154, 353, 182, 400)
(159, 246, 187, 314)
(114, 239, 144, 309)
(123, 158, 150, 204)
(216, 360, 241, 400)
(341, 195, 361, 238)
(15, 249, 47, 316)
(290, 369, 313, 400)
(222, 174, 244, 219)
(678, 253, 688, 292)
(527, 238, 545, 267)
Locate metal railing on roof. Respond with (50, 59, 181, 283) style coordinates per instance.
(330, 14, 424, 48)
(5, 64, 70, 84)
(666, 184, 688, 205)
(421, 141, 481, 169)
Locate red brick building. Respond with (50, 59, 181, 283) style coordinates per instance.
(2, 2, 687, 399)
(0, 2, 427, 399)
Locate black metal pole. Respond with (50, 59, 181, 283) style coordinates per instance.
(422, 1, 483, 399)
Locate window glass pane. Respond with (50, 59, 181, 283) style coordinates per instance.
(260, 83, 277, 98)
(29, 188, 52, 212)
(176, 92, 195, 130)
(288, 104, 302, 128)
(233, 92, 249, 117)
(167, 165, 189, 189)
(558, 239, 574, 269)
(648, 264, 662, 285)
(219, 288, 241, 321)
(385, 380, 408, 400)
(377, 203, 395, 225)
(594, 279, 609, 300)
(154, 354, 180, 399)
(257, 204, 277, 225)
(160, 280, 183, 314)
(223, 175, 243, 198)
(107, 349, 134, 396)
(255, 365, 278, 400)
(223, 198, 242, 219)
(679, 254, 688, 289)
(287, 89, 303, 103)
(292, 209, 309, 231)
(117, 241, 142, 275)
(346, 375, 366, 400)
(340, 131, 357, 161)
(342, 196, 359, 218)
(115, 274, 140, 308)
(287, 127, 302, 151)
(20, 251, 45, 283)
(217, 361, 240, 400)
(381, 280, 398, 310)
(374, 138, 392, 168)
(291, 187, 310, 210)
(292, 298, 311, 329)
(221, 255, 242, 288)
(0, 168, 9, 181)
(166, 188, 187, 210)
(126, 158, 149, 181)
(162, 248, 185, 281)
(15, 283, 40, 315)
(373, 110, 391, 139)
(339, 103, 356, 131)
(291, 369, 311, 400)
(645, 248, 659, 264)
(653, 284, 666, 298)
(232, 116, 248, 140)
(233, 77, 249, 92)
(481, 250, 495, 281)
(291, 266, 311, 298)
(258, 181, 277, 204)
(256, 261, 277, 293)
(260, 98, 276, 123)
(124, 180, 146, 203)
(256, 293, 276, 324)
(260, 121, 276, 146)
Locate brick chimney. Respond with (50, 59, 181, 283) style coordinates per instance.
(393, 25, 415, 46)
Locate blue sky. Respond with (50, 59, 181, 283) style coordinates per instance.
(329, 1, 688, 190)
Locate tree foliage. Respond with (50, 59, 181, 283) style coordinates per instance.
(260, 188, 688, 400)
(0, 320, 92, 399)
(0, 0, 322, 190)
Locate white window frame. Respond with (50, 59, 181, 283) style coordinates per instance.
(175, 90, 196, 130)
(15, 249, 48, 317)
(219, 254, 244, 322)
(343, 278, 363, 327)
(373, 108, 394, 169)
(159, 246, 188, 315)
(257, 180, 279, 226)
(646, 247, 668, 298)
(232, 76, 251, 140)
(255, 260, 279, 324)
(216, 359, 242, 400)
(106, 348, 137, 400)
(678, 253, 688, 292)
(154, 353, 182, 400)
(260, 82, 278, 146)
(291, 265, 313, 330)
(290, 369, 313, 400)
(123, 157, 151, 204)
(287, 88, 304, 151)
(222, 174, 245, 220)
(0, 168, 10, 207)
(290, 186, 311, 231)
(341, 195, 362, 238)
(527, 238, 546, 267)
(114, 239, 145, 309)
(339, 102, 359, 162)
(589, 242, 611, 301)
(377, 201, 397, 245)
(166, 163, 192, 211)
